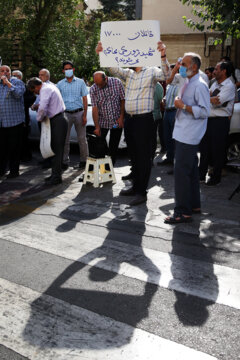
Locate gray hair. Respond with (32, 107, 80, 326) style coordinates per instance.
(12, 70, 23, 79)
(39, 68, 50, 79)
(93, 71, 106, 80)
(184, 52, 202, 70)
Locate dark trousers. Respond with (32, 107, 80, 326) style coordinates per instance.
(174, 140, 200, 216)
(50, 113, 68, 180)
(100, 127, 122, 165)
(124, 112, 154, 195)
(152, 117, 165, 159)
(199, 116, 230, 182)
(163, 109, 176, 162)
(0, 123, 24, 175)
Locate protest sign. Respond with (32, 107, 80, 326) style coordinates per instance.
(40, 117, 55, 159)
(100, 20, 160, 67)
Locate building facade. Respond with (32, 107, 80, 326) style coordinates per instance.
(140, 0, 240, 69)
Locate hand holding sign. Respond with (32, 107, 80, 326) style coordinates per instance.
(99, 20, 163, 67)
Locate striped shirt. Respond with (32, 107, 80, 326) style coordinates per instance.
(90, 77, 125, 129)
(0, 77, 25, 127)
(110, 62, 170, 115)
(57, 77, 88, 111)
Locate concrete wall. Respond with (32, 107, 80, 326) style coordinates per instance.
(142, 0, 205, 34)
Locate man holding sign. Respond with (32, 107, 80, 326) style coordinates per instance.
(96, 21, 170, 206)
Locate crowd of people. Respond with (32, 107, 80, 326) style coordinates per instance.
(0, 40, 239, 222)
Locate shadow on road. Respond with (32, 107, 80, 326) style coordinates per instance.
(23, 188, 161, 351)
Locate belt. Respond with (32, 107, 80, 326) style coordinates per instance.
(50, 112, 64, 120)
(65, 108, 83, 114)
(126, 112, 152, 118)
(165, 107, 176, 112)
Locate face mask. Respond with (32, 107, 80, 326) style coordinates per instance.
(65, 69, 73, 78)
(179, 66, 188, 78)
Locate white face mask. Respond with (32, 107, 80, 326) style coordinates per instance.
(65, 69, 73, 78)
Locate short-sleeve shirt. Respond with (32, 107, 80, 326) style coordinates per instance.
(57, 77, 88, 111)
(90, 77, 125, 128)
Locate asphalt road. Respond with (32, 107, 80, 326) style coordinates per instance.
(0, 150, 239, 360)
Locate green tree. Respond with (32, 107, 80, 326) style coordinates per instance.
(179, 0, 240, 39)
(98, 0, 135, 20)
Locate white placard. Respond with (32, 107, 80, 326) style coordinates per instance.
(40, 117, 55, 159)
(100, 20, 161, 67)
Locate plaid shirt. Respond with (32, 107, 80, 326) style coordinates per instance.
(110, 61, 170, 115)
(57, 76, 88, 111)
(0, 77, 25, 127)
(90, 77, 125, 129)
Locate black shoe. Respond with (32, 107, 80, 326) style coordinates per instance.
(119, 187, 136, 196)
(121, 172, 133, 180)
(73, 161, 86, 170)
(6, 172, 19, 179)
(129, 194, 147, 206)
(157, 159, 173, 166)
(45, 175, 53, 182)
(45, 177, 62, 185)
(61, 163, 69, 171)
(41, 162, 52, 169)
(205, 179, 221, 186)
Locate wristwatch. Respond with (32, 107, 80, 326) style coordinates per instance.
(182, 104, 187, 111)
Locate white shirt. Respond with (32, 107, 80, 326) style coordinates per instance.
(37, 83, 65, 122)
(209, 77, 235, 117)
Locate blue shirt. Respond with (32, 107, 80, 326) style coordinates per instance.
(173, 73, 210, 145)
(57, 77, 88, 111)
(0, 77, 25, 127)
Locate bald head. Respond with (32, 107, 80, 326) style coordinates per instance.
(0, 65, 11, 79)
(39, 68, 50, 83)
(93, 71, 107, 88)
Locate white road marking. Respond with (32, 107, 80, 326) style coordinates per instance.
(0, 278, 217, 360)
(1, 215, 240, 309)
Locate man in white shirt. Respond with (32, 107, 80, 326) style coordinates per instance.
(199, 61, 236, 186)
(27, 77, 68, 185)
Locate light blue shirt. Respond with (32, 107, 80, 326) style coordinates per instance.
(173, 73, 210, 145)
(57, 76, 88, 111)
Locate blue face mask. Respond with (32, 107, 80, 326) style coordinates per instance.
(179, 66, 188, 78)
(65, 69, 73, 78)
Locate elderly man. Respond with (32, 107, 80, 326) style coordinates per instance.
(0, 65, 26, 178)
(12, 69, 36, 162)
(96, 41, 170, 206)
(199, 61, 236, 186)
(90, 71, 125, 165)
(165, 52, 210, 224)
(57, 60, 89, 170)
(27, 77, 67, 185)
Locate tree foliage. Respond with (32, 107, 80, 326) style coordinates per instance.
(98, 0, 136, 20)
(0, 0, 126, 82)
(179, 0, 240, 39)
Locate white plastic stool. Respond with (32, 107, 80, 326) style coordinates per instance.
(83, 156, 116, 188)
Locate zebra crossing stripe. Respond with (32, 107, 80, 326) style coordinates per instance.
(1, 215, 240, 310)
(0, 278, 217, 360)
